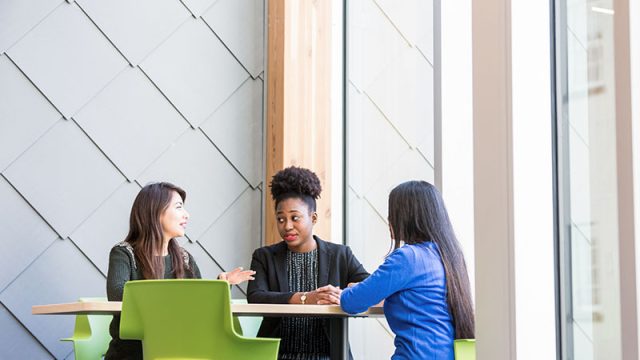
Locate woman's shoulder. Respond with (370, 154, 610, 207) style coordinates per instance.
(109, 241, 137, 269)
(112, 240, 133, 251)
(314, 236, 346, 251)
(178, 245, 196, 270)
(389, 242, 431, 261)
(110, 241, 135, 258)
(253, 241, 287, 256)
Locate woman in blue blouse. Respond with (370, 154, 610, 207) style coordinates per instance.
(340, 180, 475, 359)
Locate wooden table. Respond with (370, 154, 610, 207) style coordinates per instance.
(33, 301, 383, 360)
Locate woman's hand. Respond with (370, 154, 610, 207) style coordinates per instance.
(308, 285, 342, 305)
(218, 267, 256, 285)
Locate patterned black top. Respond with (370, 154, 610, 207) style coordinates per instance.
(279, 249, 330, 360)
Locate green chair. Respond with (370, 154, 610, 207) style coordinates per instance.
(60, 297, 112, 360)
(231, 298, 263, 338)
(119, 279, 279, 360)
(454, 339, 476, 360)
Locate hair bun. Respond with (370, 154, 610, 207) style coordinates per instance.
(270, 166, 322, 200)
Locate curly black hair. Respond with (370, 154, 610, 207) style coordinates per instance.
(269, 166, 322, 211)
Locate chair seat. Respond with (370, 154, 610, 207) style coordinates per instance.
(454, 339, 476, 360)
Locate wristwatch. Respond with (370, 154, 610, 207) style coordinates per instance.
(300, 292, 308, 304)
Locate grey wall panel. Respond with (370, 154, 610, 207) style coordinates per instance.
(346, 189, 391, 275)
(1, 1, 264, 356)
(0, 177, 58, 291)
(0, 239, 106, 359)
(139, 19, 248, 126)
(138, 129, 248, 240)
(176, 239, 252, 297)
(74, 68, 190, 179)
(178, 239, 224, 279)
(346, 84, 408, 197)
(180, 0, 217, 17)
(0, 0, 63, 53)
(0, 55, 61, 171)
(3, 119, 125, 237)
(75, 0, 190, 65)
(176, 239, 247, 297)
(5, 3, 127, 118)
(366, 47, 434, 164)
(200, 78, 264, 187)
(202, 0, 264, 78)
(376, 0, 434, 63)
(69, 182, 141, 275)
(347, 0, 408, 92)
(365, 149, 435, 218)
(199, 187, 262, 278)
(0, 303, 52, 360)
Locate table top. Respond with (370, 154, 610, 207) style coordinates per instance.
(32, 301, 384, 318)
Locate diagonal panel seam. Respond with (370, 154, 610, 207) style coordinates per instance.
(196, 185, 256, 241)
(0, 298, 59, 359)
(73, 1, 133, 65)
(2, 54, 64, 120)
(137, 66, 195, 128)
(198, 126, 257, 189)
(1, 1, 66, 54)
(0, 173, 65, 239)
(200, 17, 255, 78)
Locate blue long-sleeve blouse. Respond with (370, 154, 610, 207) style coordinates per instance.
(340, 242, 454, 360)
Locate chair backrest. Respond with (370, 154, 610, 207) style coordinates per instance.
(454, 339, 476, 360)
(61, 297, 112, 360)
(120, 279, 279, 360)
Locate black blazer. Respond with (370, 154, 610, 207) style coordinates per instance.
(247, 236, 369, 353)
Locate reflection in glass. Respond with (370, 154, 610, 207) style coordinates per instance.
(558, 0, 620, 358)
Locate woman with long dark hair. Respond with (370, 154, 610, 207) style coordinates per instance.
(340, 180, 475, 359)
(105, 182, 254, 359)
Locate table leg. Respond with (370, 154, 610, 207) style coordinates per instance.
(329, 317, 349, 360)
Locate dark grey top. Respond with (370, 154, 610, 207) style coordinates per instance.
(279, 249, 330, 360)
(105, 241, 201, 360)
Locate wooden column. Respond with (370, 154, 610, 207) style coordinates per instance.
(265, 0, 334, 245)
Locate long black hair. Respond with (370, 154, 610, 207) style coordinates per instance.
(388, 180, 475, 339)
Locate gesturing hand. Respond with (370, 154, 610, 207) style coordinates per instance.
(218, 267, 256, 285)
(312, 285, 343, 305)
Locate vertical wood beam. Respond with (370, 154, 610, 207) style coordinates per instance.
(266, 0, 333, 245)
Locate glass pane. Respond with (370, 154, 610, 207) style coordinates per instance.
(345, 1, 436, 358)
(557, 0, 620, 358)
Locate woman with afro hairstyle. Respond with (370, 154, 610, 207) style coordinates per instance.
(247, 166, 369, 360)
(340, 181, 475, 359)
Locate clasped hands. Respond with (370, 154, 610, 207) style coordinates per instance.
(304, 284, 343, 305)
